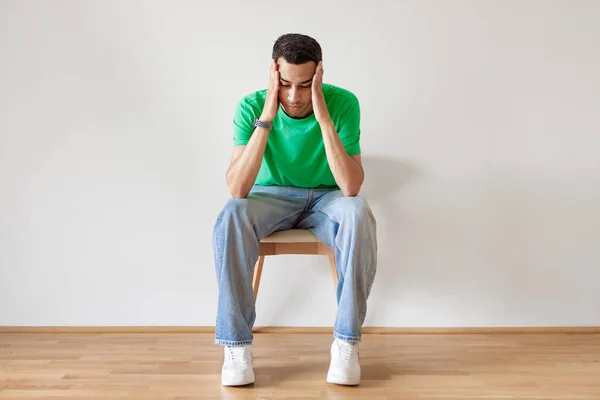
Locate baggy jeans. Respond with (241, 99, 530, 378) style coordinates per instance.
(213, 185, 377, 346)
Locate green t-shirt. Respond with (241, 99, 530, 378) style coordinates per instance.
(232, 83, 361, 188)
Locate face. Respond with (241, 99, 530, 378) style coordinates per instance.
(276, 58, 317, 119)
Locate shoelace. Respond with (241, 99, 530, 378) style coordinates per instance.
(337, 341, 357, 362)
(226, 346, 250, 364)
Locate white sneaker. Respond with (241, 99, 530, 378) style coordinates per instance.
(326, 339, 361, 385)
(221, 345, 255, 386)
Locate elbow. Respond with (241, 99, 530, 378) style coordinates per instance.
(341, 183, 362, 197)
(226, 171, 250, 199)
(228, 185, 249, 199)
(230, 191, 248, 199)
(227, 180, 250, 199)
(342, 189, 360, 197)
(340, 175, 364, 197)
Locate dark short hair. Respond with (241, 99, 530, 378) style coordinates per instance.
(272, 33, 322, 65)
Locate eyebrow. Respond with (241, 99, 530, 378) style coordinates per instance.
(280, 77, 313, 84)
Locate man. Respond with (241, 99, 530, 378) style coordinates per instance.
(213, 33, 377, 386)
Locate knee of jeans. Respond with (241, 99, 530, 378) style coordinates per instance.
(222, 198, 250, 220)
(337, 196, 374, 224)
(214, 198, 251, 231)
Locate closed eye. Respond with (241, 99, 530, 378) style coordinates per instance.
(280, 80, 312, 88)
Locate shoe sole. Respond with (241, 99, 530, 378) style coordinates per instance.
(326, 371, 360, 386)
(221, 371, 255, 386)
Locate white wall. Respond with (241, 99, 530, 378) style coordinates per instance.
(1, 0, 599, 327)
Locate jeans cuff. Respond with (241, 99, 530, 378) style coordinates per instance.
(214, 338, 253, 347)
(333, 332, 361, 343)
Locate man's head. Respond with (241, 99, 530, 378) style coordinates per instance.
(272, 33, 322, 119)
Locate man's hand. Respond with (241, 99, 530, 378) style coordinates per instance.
(311, 61, 332, 124)
(314, 60, 363, 196)
(260, 60, 280, 123)
(226, 61, 277, 198)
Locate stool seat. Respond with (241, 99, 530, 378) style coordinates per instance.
(261, 229, 320, 243)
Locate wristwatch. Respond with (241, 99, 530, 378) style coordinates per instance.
(253, 118, 273, 131)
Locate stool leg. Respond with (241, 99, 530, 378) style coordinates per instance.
(252, 256, 265, 302)
(328, 254, 339, 293)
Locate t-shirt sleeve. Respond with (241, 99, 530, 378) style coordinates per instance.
(337, 98, 361, 156)
(232, 99, 257, 146)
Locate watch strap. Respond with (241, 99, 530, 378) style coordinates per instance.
(253, 118, 273, 131)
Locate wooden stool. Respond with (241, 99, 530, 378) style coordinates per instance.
(252, 229, 338, 302)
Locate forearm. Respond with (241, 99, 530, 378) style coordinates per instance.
(226, 127, 270, 198)
(320, 120, 364, 196)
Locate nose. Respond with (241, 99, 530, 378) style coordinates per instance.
(288, 86, 298, 103)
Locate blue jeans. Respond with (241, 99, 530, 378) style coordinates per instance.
(213, 185, 377, 346)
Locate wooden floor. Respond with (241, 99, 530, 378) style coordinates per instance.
(1, 333, 599, 399)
